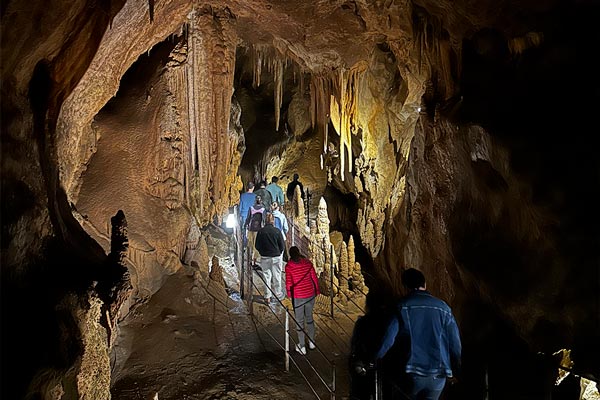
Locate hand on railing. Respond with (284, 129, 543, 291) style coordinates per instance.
(352, 360, 376, 376)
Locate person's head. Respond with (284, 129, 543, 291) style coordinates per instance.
(247, 182, 255, 192)
(260, 180, 267, 188)
(271, 176, 279, 183)
(293, 173, 299, 181)
(289, 246, 302, 262)
(255, 195, 262, 204)
(401, 268, 426, 290)
(271, 202, 279, 211)
(265, 213, 274, 225)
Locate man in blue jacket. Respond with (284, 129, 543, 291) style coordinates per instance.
(376, 268, 461, 400)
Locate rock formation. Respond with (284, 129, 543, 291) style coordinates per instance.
(2, 0, 599, 398)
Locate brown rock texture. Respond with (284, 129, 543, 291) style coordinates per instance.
(2, 0, 599, 397)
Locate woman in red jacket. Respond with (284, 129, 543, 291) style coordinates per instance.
(285, 246, 320, 355)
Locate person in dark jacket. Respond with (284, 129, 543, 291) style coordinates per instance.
(375, 268, 461, 400)
(286, 173, 305, 202)
(255, 213, 285, 303)
(285, 246, 320, 355)
(253, 180, 273, 213)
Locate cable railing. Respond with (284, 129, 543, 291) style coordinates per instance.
(246, 259, 336, 400)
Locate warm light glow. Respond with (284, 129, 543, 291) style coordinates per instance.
(225, 213, 236, 228)
(417, 107, 422, 112)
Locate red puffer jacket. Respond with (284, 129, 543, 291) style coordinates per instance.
(285, 257, 320, 299)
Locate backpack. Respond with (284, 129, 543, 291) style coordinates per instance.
(248, 208, 263, 232)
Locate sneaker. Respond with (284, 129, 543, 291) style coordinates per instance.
(308, 341, 316, 350)
(295, 344, 307, 355)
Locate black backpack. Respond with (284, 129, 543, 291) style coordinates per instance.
(248, 209, 263, 232)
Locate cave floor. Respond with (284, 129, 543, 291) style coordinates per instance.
(111, 266, 360, 399)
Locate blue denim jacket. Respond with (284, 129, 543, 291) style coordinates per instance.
(376, 290, 461, 377)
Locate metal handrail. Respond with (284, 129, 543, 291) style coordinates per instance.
(251, 269, 335, 366)
(330, 279, 366, 314)
(247, 263, 336, 399)
(335, 273, 369, 299)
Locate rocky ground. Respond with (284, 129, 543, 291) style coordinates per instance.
(110, 264, 362, 399)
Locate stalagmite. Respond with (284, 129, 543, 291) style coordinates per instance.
(317, 197, 330, 236)
(209, 255, 226, 286)
(339, 241, 350, 302)
(348, 235, 356, 269)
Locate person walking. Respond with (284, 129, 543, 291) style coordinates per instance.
(286, 173, 305, 203)
(255, 213, 285, 304)
(375, 268, 461, 400)
(266, 176, 285, 206)
(285, 246, 320, 355)
(254, 180, 273, 214)
(244, 196, 266, 263)
(271, 202, 289, 241)
(239, 182, 256, 231)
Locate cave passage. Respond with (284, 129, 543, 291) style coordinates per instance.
(2, 1, 599, 399)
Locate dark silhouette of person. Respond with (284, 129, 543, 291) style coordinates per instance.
(375, 268, 462, 400)
(286, 173, 305, 202)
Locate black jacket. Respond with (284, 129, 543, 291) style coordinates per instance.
(255, 224, 285, 257)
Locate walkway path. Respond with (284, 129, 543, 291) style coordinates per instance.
(111, 265, 360, 399)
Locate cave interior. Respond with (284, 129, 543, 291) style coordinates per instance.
(1, 0, 599, 399)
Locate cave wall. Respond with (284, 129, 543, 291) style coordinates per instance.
(1, 1, 131, 398)
(374, 4, 600, 393)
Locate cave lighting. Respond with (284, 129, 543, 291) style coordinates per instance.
(417, 107, 422, 112)
(225, 213, 236, 229)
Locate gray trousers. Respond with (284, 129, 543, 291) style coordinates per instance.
(260, 255, 283, 299)
(293, 297, 315, 346)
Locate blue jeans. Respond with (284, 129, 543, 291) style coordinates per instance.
(409, 374, 446, 400)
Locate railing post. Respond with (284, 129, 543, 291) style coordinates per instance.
(291, 217, 295, 246)
(285, 307, 290, 372)
(331, 363, 336, 400)
(376, 367, 379, 400)
(240, 240, 245, 299)
(330, 244, 334, 319)
(249, 256, 254, 316)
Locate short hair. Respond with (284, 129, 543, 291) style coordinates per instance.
(260, 180, 267, 187)
(272, 176, 279, 183)
(289, 246, 302, 262)
(402, 268, 426, 290)
(247, 182, 255, 190)
(293, 173, 299, 180)
(265, 213, 274, 224)
(255, 195, 262, 203)
(271, 202, 279, 210)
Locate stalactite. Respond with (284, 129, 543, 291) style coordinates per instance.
(252, 44, 263, 88)
(184, 10, 239, 225)
(310, 74, 334, 155)
(251, 45, 286, 131)
(268, 58, 284, 131)
(329, 64, 365, 181)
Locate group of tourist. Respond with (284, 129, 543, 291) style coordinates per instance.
(238, 175, 462, 398)
(238, 174, 318, 355)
